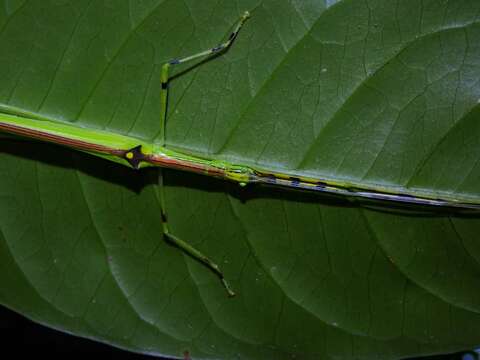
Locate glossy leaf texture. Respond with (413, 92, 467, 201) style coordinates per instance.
(1, 0, 480, 359)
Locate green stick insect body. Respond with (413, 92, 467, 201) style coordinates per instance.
(3, 110, 480, 209)
(1, 11, 479, 296)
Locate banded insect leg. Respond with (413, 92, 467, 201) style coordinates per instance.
(156, 176, 236, 297)
(159, 11, 250, 137)
(156, 12, 250, 296)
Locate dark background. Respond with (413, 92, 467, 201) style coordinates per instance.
(0, 305, 170, 359)
(0, 304, 475, 360)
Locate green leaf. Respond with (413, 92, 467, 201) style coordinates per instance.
(1, 0, 480, 359)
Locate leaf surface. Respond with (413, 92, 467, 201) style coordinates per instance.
(1, 0, 480, 359)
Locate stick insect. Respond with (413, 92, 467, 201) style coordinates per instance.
(0, 11, 479, 296)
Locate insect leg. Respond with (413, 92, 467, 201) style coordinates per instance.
(167, 10, 250, 67)
(155, 11, 250, 296)
(157, 176, 235, 297)
(159, 11, 250, 142)
(163, 224, 236, 297)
